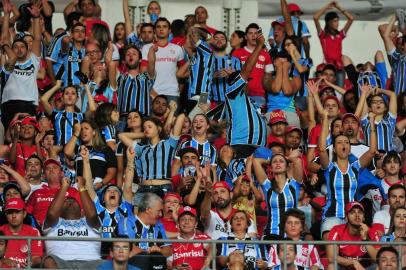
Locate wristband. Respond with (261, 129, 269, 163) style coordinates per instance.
(32, 15, 40, 19)
(73, 134, 80, 138)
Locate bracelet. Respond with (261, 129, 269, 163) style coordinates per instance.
(73, 134, 80, 138)
(31, 15, 40, 19)
(79, 187, 87, 192)
(370, 129, 376, 132)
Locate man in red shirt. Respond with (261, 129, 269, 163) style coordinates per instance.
(232, 23, 273, 108)
(25, 158, 81, 226)
(267, 109, 288, 147)
(159, 192, 182, 238)
(327, 201, 379, 270)
(0, 198, 43, 268)
(169, 206, 211, 270)
(9, 116, 46, 176)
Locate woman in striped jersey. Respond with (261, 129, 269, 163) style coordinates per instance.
(119, 113, 185, 199)
(319, 109, 377, 240)
(252, 149, 304, 237)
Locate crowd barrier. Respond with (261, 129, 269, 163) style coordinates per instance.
(1, 236, 405, 270)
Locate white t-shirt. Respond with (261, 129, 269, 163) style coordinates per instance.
(365, 179, 403, 213)
(204, 209, 257, 240)
(43, 217, 101, 260)
(2, 53, 40, 105)
(373, 206, 391, 234)
(141, 42, 184, 96)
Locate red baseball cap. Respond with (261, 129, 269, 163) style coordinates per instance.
(269, 109, 288, 125)
(345, 201, 365, 214)
(163, 192, 182, 203)
(285, 125, 303, 136)
(21, 116, 40, 131)
(212, 181, 231, 191)
(178, 206, 197, 217)
(322, 95, 340, 106)
(5, 198, 25, 211)
(288, 3, 303, 14)
(43, 158, 62, 169)
(94, 94, 109, 104)
(342, 113, 360, 124)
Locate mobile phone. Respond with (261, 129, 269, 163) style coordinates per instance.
(199, 93, 208, 104)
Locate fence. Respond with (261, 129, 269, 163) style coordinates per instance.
(0, 236, 405, 270)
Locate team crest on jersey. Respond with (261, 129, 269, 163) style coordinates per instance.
(361, 245, 367, 252)
(20, 244, 28, 253)
(258, 55, 265, 61)
(193, 243, 202, 248)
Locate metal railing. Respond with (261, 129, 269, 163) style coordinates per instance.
(0, 236, 405, 270)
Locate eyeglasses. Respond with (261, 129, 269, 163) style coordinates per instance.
(86, 50, 100, 56)
(112, 246, 130, 251)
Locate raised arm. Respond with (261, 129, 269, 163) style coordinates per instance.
(63, 0, 78, 19)
(334, 2, 354, 34)
(318, 110, 330, 169)
(123, 147, 136, 202)
(287, 149, 304, 183)
(241, 34, 265, 81)
(171, 113, 186, 137)
(280, 0, 294, 36)
(359, 113, 377, 168)
(41, 0, 53, 17)
(252, 158, 269, 185)
(43, 177, 70, 229)
(108, 61, 118, 89)
(84, 83, 96, 113)
(63, 123, 81, 159)
(313, 2, 334, 35)
(0, 164, 31, 197)
(377, 88, 397, 116)
(40, 80, 62, 115)
(354, 84, 371, 118)
(81, 146, 97, 200)
(122, 0, 133, 37)
(147, 44, 157, 78)
(27, 1, 42, 57)
(381, 15, 397, 52)
(117, 132, 145, 148)
(307, 80, 324, 115)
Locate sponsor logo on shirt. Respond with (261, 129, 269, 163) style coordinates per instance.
(173, 249, 204, 260)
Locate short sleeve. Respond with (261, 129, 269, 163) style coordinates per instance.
(261, 179, 272, 194)
(308, 126, 320, 148)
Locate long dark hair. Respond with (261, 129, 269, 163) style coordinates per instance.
(113, 22, 125, 43)
(388, 206, 406, 235)
(230, 30, 246, 55)
(95, 103, 117, 128)
(91, 23, 111, 57)
(143, 117, 167, 140)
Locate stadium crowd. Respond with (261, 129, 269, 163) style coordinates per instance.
(0, 0, 405, 269)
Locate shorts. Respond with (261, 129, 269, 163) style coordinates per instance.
(321, 217, 345, 237)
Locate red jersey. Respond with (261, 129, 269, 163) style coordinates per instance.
(8, 143, 46, 176)
(25, 185, 81, 226)
(319, 30, 346, 69)
(171, 233, 210, 270)
(328, 223, 379, 260)
(0, 224, 43, 267)
(159, 217, 178, 234)
(232, 47, 273, 97)
(268, 242, 323, 269)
